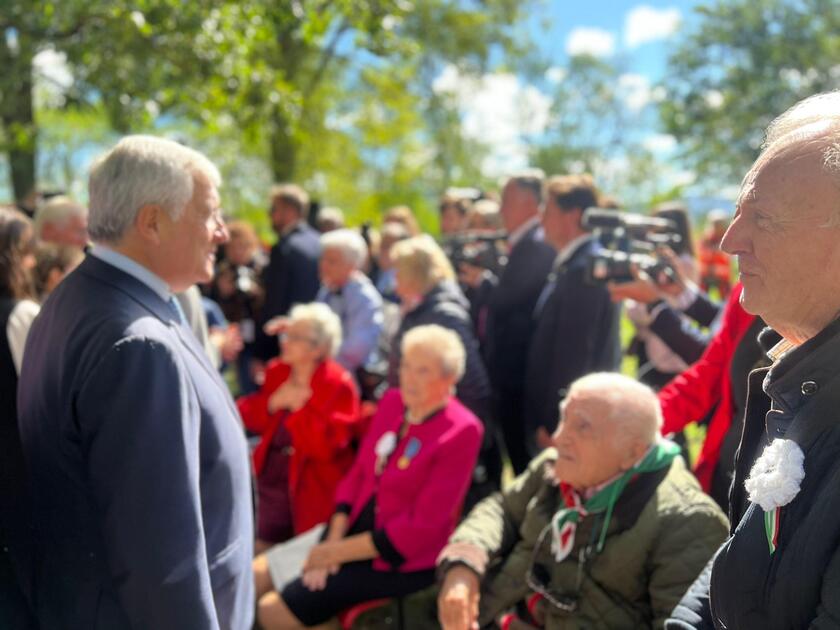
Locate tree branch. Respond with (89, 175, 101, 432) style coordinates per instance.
(302, 18, 350, 100)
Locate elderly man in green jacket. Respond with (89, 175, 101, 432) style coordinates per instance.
(437, 372, 727, 630)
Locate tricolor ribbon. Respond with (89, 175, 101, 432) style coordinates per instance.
(764, 506, 781, 554)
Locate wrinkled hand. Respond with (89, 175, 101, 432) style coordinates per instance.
(606, 276, 660, 304)
(438, 566, 480, 630)
(304, 542, 342, 572)
(301, 567, 337, 591)
(458, 263, 485, 289)
(263, 316, 289, 337)
(220, 324, 244, 363)
(267, 381, 311, 414)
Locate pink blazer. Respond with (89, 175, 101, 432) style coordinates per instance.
(334, 388, 483, 572)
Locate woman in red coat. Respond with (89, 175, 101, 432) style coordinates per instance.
(658, 283, 766, 507)
(238, 303, 360, 552)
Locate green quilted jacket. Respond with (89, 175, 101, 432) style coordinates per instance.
(448, 449, 728, 629)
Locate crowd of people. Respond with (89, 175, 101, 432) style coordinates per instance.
(3, 89, 840, 630)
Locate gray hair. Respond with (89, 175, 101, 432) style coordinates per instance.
(564, 372, 662, 448)
(401, 324, 466, 381)
(33, 195, 86, 238)
(88, 135, 221, 243)
(288, 302, 342, 358)
(761, 90, 840, 226)
(320, 228, 368, 269)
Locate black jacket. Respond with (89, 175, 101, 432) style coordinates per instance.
(483, 223, 555, 392)
(255, 222, 321, 360)
(668, 318, 840, 629)
(523, 237, 621, 447)
(387, 281, 491, 422)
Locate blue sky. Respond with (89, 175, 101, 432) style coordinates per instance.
(531, 0, 702, 82)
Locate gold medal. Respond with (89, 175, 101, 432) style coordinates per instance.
(397, 456, 410, 470)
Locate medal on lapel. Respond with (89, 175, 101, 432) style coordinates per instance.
(397, 437, 421, 470)
(375, 431, 397, 475)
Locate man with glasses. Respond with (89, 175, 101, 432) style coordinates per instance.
(437, 373, 726, 630)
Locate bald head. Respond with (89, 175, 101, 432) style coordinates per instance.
(564, 372, 662, 448)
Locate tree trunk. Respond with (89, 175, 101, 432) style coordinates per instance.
(0, 36, 37, 204)
(269, 104, 297, 182)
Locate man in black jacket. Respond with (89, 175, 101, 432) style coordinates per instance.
(254, 184, 321, 363)
(667, 91, 840, 628)
(461, 172, 555, 473)
(523, 174, 621, 456)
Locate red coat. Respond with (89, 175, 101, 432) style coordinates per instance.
(334, 389, 483, 572)
(658, 284, 755, 490)
(237, 358, 360, 533)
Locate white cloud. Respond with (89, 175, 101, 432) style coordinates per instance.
(617, 73, 652, 112)
(625, 5, 681, 48)
(545, 66, 567, 84)
(566, 27, 616, 58)
(642, 133, 677, 154)
(33, 47, 73, 108)
(433, 65, 552, 177)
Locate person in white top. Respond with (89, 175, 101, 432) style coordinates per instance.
(0, 204, 40, 628)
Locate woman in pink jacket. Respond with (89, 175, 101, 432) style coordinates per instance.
(254, 324, 484, 629)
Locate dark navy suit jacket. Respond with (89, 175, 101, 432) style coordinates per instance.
(17, 255, 254, 629)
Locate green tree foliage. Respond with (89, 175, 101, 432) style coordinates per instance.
(2, 0, 533, 227)
(530, 55, 665, 209)
(659, 0, 840, 184)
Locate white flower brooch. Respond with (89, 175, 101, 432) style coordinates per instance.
(744, 438, 805, 554)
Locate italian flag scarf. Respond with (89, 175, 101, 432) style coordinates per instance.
(550, 440, 681, 562)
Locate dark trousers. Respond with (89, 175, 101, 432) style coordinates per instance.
(496, 388, 531, 475)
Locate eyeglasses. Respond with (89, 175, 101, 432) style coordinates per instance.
(281, 332, 318, 345)
(524, 524, 591, 613)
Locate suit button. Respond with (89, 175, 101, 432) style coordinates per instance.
(801, 381, 818, 396)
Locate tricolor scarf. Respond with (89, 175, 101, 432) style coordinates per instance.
(550, 440, 680, 562)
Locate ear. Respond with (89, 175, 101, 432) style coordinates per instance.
(134, 204, 166, 244)
(619, 437, 649, 471)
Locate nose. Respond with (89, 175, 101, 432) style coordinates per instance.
(720, 212, 748, 256)
(214, 215, 230, 243)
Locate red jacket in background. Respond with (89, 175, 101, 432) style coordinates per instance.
(334, 388, 483, 573)
(237, 358, 360, 533)
(658, 284, 755, 490)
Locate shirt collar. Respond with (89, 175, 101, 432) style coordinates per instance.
(507, 215, 541, 249)
(555, 233, 592, 268)
(766, 338, 798, 364)
(89, 245, 172, 302)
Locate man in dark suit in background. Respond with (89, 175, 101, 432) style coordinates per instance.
(524, 174, 622, 456)
(461, 172, 556, 473)
(254, 184, 321, 366)
(17, 136, 254, 630)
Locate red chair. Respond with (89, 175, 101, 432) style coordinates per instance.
(338, 597, 404, 629)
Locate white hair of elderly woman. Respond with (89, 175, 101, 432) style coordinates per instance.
(288, 302, 342, 358)
(87, 135, 221, 243)
(564, 372, 663, 448)
(401, 324, 466, 382)
(319, 228, 368, 269)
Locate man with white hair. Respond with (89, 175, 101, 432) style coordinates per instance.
(33, 195, 89, 248)
(316, 228, 384, 374)
(17, 136, 254, 630)
(437, 372, 727, 630)
(667, 91, 840, 628)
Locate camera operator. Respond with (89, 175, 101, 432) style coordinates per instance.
(612, 204, 718, 389)
(523, 174, 622, 457)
